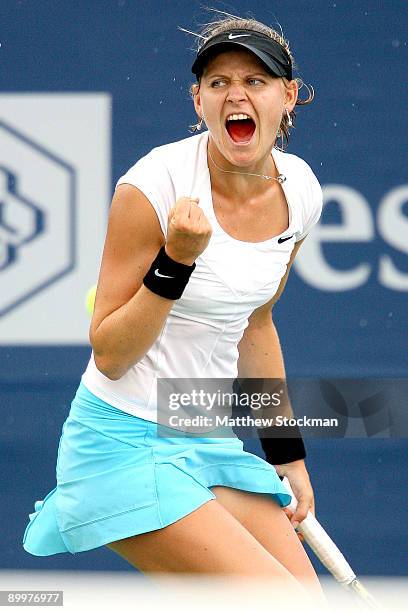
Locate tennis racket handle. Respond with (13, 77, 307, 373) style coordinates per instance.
(282, 477, 356, 584)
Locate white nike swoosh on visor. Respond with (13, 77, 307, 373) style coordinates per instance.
(228, 33, 251, 39)
(154, 269, 174, 279)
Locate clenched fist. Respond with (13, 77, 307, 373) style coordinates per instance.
(165, 197, 212, 265)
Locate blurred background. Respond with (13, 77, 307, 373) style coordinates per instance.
(1, 0, 407, 584)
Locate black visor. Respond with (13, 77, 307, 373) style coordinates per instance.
(191, 30, 292, 81)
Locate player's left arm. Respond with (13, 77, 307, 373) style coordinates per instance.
(237, 237, 315, 525)
(237, 237, 305, 379)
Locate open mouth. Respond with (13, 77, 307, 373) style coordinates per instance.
(225, 113, 256, 144)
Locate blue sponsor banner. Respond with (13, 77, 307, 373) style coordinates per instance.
(2, 0, 406, 373)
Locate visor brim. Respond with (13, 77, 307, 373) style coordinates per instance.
(191, 41, 291, 80)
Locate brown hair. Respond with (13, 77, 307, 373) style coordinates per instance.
(183, 10, 314, 149)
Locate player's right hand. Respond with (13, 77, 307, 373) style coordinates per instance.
(165, 197, 212, 265)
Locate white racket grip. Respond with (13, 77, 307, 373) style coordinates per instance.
(282, 477, 356, 585)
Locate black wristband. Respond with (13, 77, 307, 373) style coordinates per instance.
(143, 246, 196, 300)
(260, 431, 306, 465)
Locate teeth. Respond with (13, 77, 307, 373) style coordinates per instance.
(227, 113, 251, 121)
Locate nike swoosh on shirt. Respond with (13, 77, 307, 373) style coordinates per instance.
(228, 33, 251, 39)
(278, 235, 294, 244)
(154, 269, 174, 279)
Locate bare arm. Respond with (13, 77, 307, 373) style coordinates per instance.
(237, 240, 302, 424)
(89, 184, 172, 379)
(237, 238, 304, 379)
(90, 185, 211, 380)
(237, 238, 315, 524)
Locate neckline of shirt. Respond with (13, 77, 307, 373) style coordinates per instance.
(202, 132, 295, 247)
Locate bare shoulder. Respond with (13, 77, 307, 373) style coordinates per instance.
(89, 184, 165, 338)
(107, 183, 165, 246)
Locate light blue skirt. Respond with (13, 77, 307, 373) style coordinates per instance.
(23, 382, 291, 556)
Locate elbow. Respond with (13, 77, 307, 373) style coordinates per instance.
(90, 329, 144, 381)
(93, 353, 127, 381)
(102, 369, 123, 382)
(90, 329, 127, 381)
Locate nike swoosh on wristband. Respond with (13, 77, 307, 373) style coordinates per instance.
(228, 33, 251, 39)
(278, 235, 294, 244)
(154, 269, 174, 279)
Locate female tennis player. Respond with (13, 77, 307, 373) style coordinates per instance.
(23, 12, 324, 603)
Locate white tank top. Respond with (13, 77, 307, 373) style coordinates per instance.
(82, 132, 322, 422)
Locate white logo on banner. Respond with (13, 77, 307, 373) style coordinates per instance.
(294, 184, 408, 292)
(0, 94, 111, 343)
